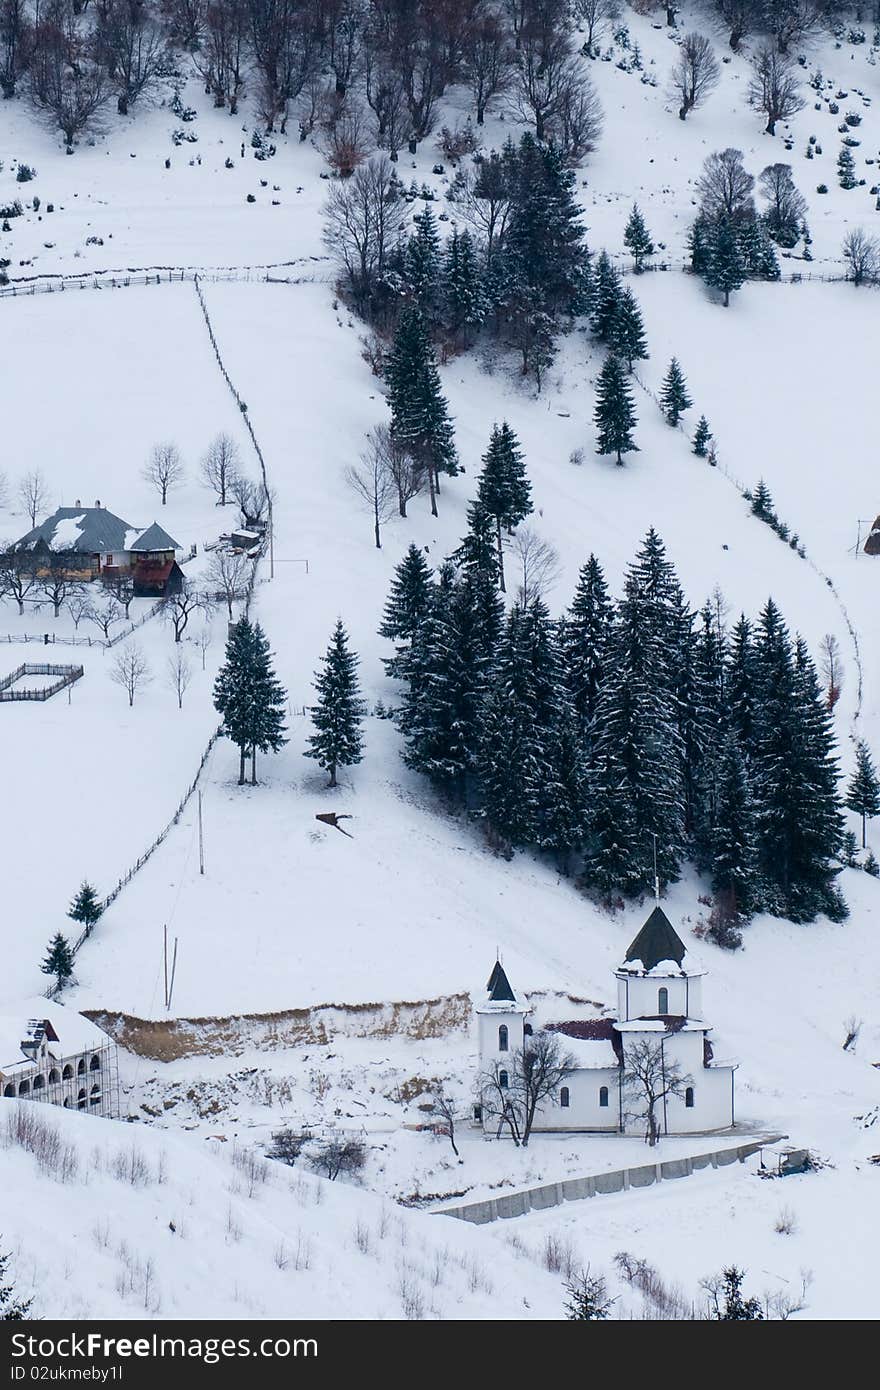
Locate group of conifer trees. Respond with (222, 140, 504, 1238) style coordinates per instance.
(379, 433, 851, 936)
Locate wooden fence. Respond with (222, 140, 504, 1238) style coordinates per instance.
(0, 662, 83, 702)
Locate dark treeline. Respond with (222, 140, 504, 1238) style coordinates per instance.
(380, 480, 848, 941)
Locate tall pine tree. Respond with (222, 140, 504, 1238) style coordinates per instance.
(594, 354, 638, 465)
(68, 881, 103, 938)
(476, 421, 533, 592)
(214, 618, 287, 785)
(659, 358, 693, 425)
(386, 306, 458, 516)
(609, 287, 649, 371)
(563, 555, 613, 737)
(41, 933, 74, 990)
(846, 740, 880, 849)
(379, 543, 433, 681)
(306, 620, 366, 788)
(623, 203, 655, 271)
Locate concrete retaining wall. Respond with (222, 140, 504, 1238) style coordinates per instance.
(437, 1135, 785, 1225)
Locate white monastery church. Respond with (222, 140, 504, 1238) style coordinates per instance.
(475, 907, 736, 1137)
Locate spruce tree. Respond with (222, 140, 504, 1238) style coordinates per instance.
(476, 421, 533, 591)
(706, 219, 746, 306)
(710, 732, 761, 924)
(404, 206, 441, 319)
(503, 133, 591, 318)
(563, 554, 613, 735)
(214, 618, 287, 785)
(247, 623, 288, 784)
(594, 354, 638, 465)
(443, 227, 485, 346)
(214, 617, 258, 785)
(693, 414, 712, 456)
(659, 357, 693, 426)
(609, 287, 649, 371)
(68, 881, 103, 938)
(585, 550, 687, 895)
(386, 306, 458, 517)
(846, 740, 880, 848)
(379, 543, 433, 680)
(837, 145, 857, 189)
(399, 560, 499, 796)
(41, 933, 73, 990)
(750, 479, 775, 521)
(306, 620, 366, 789)
(590, 250, 623, 342)
(623, 203, 655, 271)
(727, 615, 758, 762)
(0, 1245, 32, 1320)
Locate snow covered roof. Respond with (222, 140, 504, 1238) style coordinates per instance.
(616, 1017, 708, 1034)
(486, 960, 516, 1002)
(475, 960, 528, 1013)
(14, 507, 135, 556)
(130, 522, 181, 552)
(0, 1001, 111, 1073)
(619, 906, 688, 974)
(547, 1018, 622, 1068)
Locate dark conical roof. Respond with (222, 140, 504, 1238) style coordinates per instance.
(623, 907, 686, 972)
(486, 960, 516, 1002)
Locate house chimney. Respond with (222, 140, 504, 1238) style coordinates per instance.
(75, 499, 81, 507)
(95, 499, 101, 508)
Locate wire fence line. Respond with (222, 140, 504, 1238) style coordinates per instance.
(0, 255, 330, 299)
(630, 368, 865, 725)
(43, 274, 275, 995)
(1, 598, 165, 652)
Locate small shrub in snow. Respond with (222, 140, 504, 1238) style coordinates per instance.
(865, 850, 879, 877)
(111, 1145, 153, 1188)
(542, 1232, 578, 1279)
(308, 1133, 367, 1181)
(266, 1127, 311, 1166)
(16, 164, 35, 182)
(564, 1267, 615, 1320)
(774, 1204, 798, 1235)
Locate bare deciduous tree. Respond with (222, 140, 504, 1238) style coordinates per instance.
(166, 646, 193, 709)
(695, 147, 755, 224)
(758, 163, 807, 247)
(0, 470, 9, 510)
(572, 0, 621, 52)
(322, 154, 408, 310)
(102, 570, 135, 618)
(38, 549, 82, 618)
(345, 430, 398, 548)
(163, 579, 211, 643)
(195, 0, 248, 112)
(67, 591, 92, 630)
(510, 525, 561, 606)
(842, 228, 880, 287)
(479, 1031, 577, 1146)
(747, 47, 804, 137)
(194, 623, 212, 670)
(95, 0, 166, 116)
(548, 70, 603, 165)
(143, 443, 185, 506)
(111, 641, 151, 706)
(622, 1037, 693, 1147)
(430, 1085, 461, 1159)
(325, 101, 369, 177)
(28, 27, 111, 148)
(87, 595, 125, 641)
(670, 32, 719, 121)
(200, 433, 240, 506)
(230, 473, 271, 528)
(463, 12, 512, 125)
(19, 469, 49, 528)
(0, 545, 39, 614)
(205, 547, 249, 619)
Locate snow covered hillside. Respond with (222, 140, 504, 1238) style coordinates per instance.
(2, 0, 879, 1323)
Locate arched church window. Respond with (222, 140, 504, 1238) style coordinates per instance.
(599, 1086, 609, 1108)
(560, 1087, 570, 1108)
(685, 1086, 694, 1108)
(498, 1025, 509, 1052)
(658, 987, 669, 1013)
(499, 1070, 509, 1090)
(3, 1084, 15, 1098)
(18, 1079, 29, 1096)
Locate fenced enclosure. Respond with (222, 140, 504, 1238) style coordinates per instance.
(0, 663, 83, 702)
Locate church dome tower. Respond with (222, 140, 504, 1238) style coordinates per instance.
(475, 960, 531, 1072)
(615, 906, 705, 1021)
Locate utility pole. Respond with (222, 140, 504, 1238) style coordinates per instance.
(198, 790, 205, 876)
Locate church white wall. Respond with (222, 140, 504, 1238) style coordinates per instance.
(477, 1010, 525, 1071)
(616, 973, 703, 1021)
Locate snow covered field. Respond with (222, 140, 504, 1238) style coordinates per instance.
(1, 2, 879, 1323)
